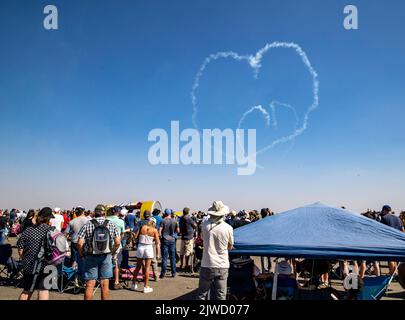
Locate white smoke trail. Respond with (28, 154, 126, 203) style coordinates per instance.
(190, 41, 319, 162)
(191, 52, 251, 129)
(268, 100, 299, 131)
(238, 105, 271, 129)
(237, 101, 299, 163)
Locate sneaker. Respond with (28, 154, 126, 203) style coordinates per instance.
(171, 273, 176, 278)
(113, 283, 123, 290)
(143, 287, 153, 293)
(159, 274, 165, 279)
(130, 283, 138, 291)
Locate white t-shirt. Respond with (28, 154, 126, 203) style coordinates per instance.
(201, 218, 234, 269)
(50, 213, 64, 231)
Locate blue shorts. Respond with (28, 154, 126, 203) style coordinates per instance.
(83, 254, 113, 281)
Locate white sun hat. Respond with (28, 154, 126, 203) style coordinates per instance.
(207, 201, 230, 217)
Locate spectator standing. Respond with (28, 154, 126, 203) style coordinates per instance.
(137, 210, 160, 280)
(0, 218, 7, 245)
(50, 208, 64, 232)
(17, 207, 54, 300)
(197, 201, 234, 300)
(65, 206, 89, 281)
(107, 206, 126, 290)
(9, 209, 17, 228)
(159, 209, 179, 278)
(77, 204, 121, 300)
(380, 205, 404, 275)
(153, 209, 163, 229)
(225, 210, 237, 229)
(179, 207, 197, 272)
(21, 209, 36, 232)
(131, 220, 160, 293)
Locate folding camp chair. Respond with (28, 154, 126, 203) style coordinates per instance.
(0, 244, 12, 282)
(0, 244, 23, 286)
(58, 263, 84, 294)
(358, 275, 394, 300)
(120, 264, 156, 288)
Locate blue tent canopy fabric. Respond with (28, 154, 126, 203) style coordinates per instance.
(233, 202, 405, 261)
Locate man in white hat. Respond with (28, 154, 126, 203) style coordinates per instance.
(197, 201, 234, 300)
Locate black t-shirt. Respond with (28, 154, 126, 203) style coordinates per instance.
(381, 214, 404, 231)
(179, 215, 196, 240)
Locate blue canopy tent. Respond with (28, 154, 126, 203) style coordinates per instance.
(233, 202, 405, 261)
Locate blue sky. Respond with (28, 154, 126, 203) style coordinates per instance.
(0, 0, 404, 212)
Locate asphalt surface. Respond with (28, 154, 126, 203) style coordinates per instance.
(1, 237, 404, 300)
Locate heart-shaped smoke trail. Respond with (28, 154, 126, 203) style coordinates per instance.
(191, 42, 320, 164)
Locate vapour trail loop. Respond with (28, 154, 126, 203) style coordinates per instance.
(238, 105, 271, 129)
(191, 41, 319, 164)
(237, 101, 300, 167)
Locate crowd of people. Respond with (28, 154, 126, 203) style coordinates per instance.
(0, 203, 404, 301)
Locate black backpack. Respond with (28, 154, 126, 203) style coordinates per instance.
(89, 220, 112, 255)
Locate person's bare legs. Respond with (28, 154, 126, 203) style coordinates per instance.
(320, 273, 329, 285)
(388, 261, 397, 275)
(132, 258, 143, 286)
(114, 264, 120, 285)
(84, 280, 95, 300)
(353, 261, 359, 274)
(19, 291, 33, 300)
(144, 258, 151, 288)
(185, 255, 190, 269)
(37, 290, 49, 300)
(341, 261, 348, 277)
(359, 261, 366, 279)
(373, 262, 380, 276)
(100, 279, 109, 300)
(180, 255, 184, 269)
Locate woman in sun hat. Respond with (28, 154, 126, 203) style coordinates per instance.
(197, 201, 234, 300)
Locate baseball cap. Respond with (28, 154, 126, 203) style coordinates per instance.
(144, 210, 151, 219)
(75, 206, 85, 214)
(112, 206, 121, 214)
(164, 209, 173, 216)
(382, 205, 392, 212)
(95, 204, 106, 213)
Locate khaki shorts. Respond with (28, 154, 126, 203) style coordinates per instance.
(180, 239, 194, 256)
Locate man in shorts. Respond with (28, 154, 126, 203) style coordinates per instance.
(77, 204, 121, 300)
(380, 205, 404, 275)
(179, 207, 197, 272)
